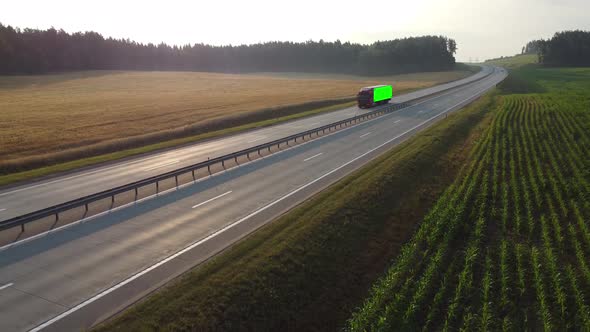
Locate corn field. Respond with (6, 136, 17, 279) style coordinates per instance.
(348, 71, 590, 331)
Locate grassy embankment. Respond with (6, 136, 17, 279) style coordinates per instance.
(95, 83, 497, 331)
(0, 69, 472, 186)
(485, 53, 539, 68)
(349, 64, 590, 329)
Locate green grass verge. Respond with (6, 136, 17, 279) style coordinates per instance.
(485, 54, 538, 68)
(95, 90, 497, 331)
(0, 101, 355, 187)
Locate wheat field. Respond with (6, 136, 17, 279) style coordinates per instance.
(0, 70, 470, 162)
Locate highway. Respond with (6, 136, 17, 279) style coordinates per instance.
(0, 66, 506, 331)
(0, 67, 493, 222)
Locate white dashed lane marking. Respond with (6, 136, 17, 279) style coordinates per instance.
(192, 191, 233, 209)
(0, 283, 13, 291)
(303, 153, 323, 162)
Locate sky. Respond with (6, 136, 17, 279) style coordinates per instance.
(2, 0, 589, 62)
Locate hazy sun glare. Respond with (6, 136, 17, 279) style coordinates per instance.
(1, 0, 589, 61)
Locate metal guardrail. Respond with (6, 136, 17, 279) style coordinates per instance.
(0, 68, 494, 234)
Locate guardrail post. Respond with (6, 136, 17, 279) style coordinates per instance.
(55, 212, 59, 223)
(175, 175, 179, 188)
(192, 169, 196, 181)
(222, 160, 225, 169)
(111, 195, 115, 207)
(258, 149, 261, 156)
(235, 156, 238, 165)
(134, 187, 138, 200)
(156, 181, 159, 193)
(268, 146, 271, 152)
(208, 164, 211, 174)
(85, 203, 89, 213)
(21, 223, 25, 232)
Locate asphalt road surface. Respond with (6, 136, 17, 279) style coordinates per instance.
(0, 67, 493, 222)
(0, 66, 506, 331)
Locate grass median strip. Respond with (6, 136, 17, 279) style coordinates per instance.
(95, 89, 497, 331)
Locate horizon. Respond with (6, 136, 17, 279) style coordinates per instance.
(2, 0, 590, 62)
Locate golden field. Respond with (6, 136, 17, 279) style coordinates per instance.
(0, 70, 471, 163)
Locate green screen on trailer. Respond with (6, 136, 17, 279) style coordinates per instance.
(373, 85, 393, 102)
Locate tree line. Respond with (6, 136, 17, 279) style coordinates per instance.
(521, 30, 590, 67)
(0, 23, 457, 75)
(521, 40, 543, 55)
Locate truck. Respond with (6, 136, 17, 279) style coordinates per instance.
(356, 85, 393, 108)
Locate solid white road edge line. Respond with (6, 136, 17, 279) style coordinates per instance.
(2, 73, 498, 253)
(359, 132, 372, 138)
(0, 282, 13, 291)
(303, 153, 323, 162)
(28, 79, 497, 332)
(192, 191, 233, 209)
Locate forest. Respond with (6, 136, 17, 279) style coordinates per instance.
(518, 31, 590, 67)
(538, 31, 590, 67)
(0, 23, 457, 76)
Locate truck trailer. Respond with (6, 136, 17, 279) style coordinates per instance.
(356, 85, 392, 108)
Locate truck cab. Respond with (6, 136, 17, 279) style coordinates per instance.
(357, 88, 374, 108)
